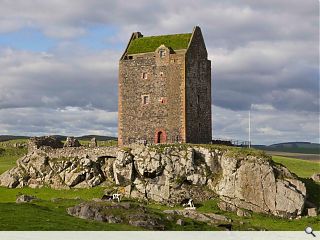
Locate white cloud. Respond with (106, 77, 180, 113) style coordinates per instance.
(213, 105, 319, 145)
(0, 47, 119, 111)
(0, 0, 318, 143)
(0, 107, 117, 137)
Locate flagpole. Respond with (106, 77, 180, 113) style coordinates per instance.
(249, 109, 251, 148)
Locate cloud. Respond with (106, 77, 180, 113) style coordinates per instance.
(213, 105, 319, 145)
(0, 47, 119, 111)
(0, 0, 318, 143)
(0, 107, 117, 137)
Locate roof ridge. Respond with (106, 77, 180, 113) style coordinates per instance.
(141, 32, 192, 38)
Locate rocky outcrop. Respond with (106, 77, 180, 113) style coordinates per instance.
(311, 173, 320, 182)
(0, 143, 307, 218)
(163, 209, 230, 224)
(0, 146, 117, 189)
(64, 137, 81, 148)
(67, 202, 165, 230)
(16, 194, 37, 203)
(214, 155, 306, 218)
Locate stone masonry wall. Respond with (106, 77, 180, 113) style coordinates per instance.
(119, 49, 186, 145)
(185, 27, 212, 143)
(119, 27, 212, 145)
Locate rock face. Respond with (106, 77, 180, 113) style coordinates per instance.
(214, 155, 306, 218)
(0, 143, 307, 218)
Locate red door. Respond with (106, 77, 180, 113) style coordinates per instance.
(155, 130, 166, 143)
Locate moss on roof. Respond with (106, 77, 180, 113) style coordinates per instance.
(126, 33, 192, 54)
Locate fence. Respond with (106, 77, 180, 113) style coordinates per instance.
(211, 138, 251, 147)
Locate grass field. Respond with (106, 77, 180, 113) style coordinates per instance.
(272, 156, 319, 178)
(0, 140, 319, 231)
(0, 141, 27, 174)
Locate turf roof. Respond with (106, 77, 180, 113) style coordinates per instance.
(126, 33, 192, 54)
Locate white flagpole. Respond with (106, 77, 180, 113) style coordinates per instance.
(249, 109, 251, 148)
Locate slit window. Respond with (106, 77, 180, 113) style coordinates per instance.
(142, 95, 149, 105)
(159, 50, 166, 58)
(142, 72, 148, 79)
(159, 97, 166, 104)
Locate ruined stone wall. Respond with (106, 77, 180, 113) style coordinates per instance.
(37, 146, 118, 159)
(185, 27, 212, 143)
(119, 50, 186, 145)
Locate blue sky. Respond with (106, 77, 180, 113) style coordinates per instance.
(0, 0, 318, 145)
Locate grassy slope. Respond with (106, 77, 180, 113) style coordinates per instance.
(0, 141, 27, 174)
(0, 141, 319, 230)
(272, 156, 319, 178)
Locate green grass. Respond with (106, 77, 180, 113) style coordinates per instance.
(0, 200, 140, 230)
(0, 141, 27, 174)
(0, 141, 319, 231)
(127, 33, 192, 54)
(197, 199, 320, 231)
(272, 156, 319, 178)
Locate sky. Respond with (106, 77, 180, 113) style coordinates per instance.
(0, 0, 318, 145)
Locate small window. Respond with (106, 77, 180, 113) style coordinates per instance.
(159, 49, 166, 58)
(159, 97, 166, 104)
(142, 95, 149, 105)
(159, 71, 164, 77)
(197, 94, 200, 104)
(142, 72, 148, 79)
(128, 56, 133, 59)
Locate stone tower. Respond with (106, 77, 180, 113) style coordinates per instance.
(118, 26, 212, 146)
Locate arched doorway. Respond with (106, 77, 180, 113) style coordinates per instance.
(155, 130, 167, 144)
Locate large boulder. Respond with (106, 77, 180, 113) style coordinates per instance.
(213, 155, 306, 218)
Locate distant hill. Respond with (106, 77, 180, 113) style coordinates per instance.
(76, 135, 117, 141)
(0, 135, 29, 142)
(0, 135, 117, 142)
(254, 142, 320, 154)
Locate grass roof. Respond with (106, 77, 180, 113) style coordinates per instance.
(126, 33, 192, 54)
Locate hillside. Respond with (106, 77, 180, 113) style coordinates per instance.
(0, 139, 319, 231)
(254, 142, 320, 154)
